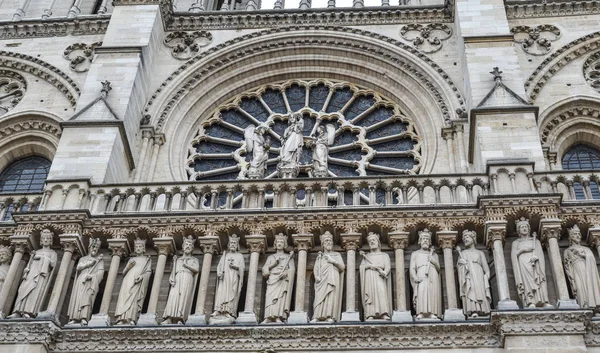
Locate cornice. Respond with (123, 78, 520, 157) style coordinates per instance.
(506, 0, 600, 19)
(0, 16, 109, 40)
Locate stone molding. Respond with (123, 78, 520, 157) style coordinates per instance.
(0, 117, 62, 141)
(539, 101, 600, 147)
(0, 51, 80, 107)
(511, 25, 560, 56)
(506, 0, 600, 19)
(0, 17, 109, 39)
(143, 26, 466, 132)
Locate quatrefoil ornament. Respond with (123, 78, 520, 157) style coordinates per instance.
(511, 25, 560, 56)
(63, 42, 102, 73)
(164, 31, 212, 60)
(399, 24, 452, 54)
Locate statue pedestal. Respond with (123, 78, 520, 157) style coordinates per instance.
(208, 314, 236, 325)
(391, 310, 413, 322)
(36, 310, 58, 323)
(277, 165, 299, 179)
(340, 311, 360, 322)
(557, 299, 579, 309)
(443, 308, 466, 321)
(236, 311, 258, 325)
(497, 299, 519, 310)
(185, 313, 208, 326)
(287, 311, 309, 324)
(137, 312, 158, 326)
(88, 313, 111, 327)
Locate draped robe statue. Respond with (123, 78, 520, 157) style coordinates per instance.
(10, 229, 57, 318)
(359, 232, 392, 321)
(311, 231, 345, 322)
(0, 245, 12, 296)
(311, 124, 334, 178)
(278, 113, 304, 178)
(115, 238, 152, 325)
(564, 225, 600, 309)
(262, 234, 295, 323)
(409, 229, 442, 320)
(210, 235, 245, 324)
(245, 125, 270, 179)
(67, 238, 105, 325)
(456, 230, 491, 318)
(162, 237, 199, 325)
(511, 218, 551, 308)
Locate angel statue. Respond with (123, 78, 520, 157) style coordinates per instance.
(310, 123, 335, 178)
(245, 124, 270, 179)
(278, 112, 304, 178)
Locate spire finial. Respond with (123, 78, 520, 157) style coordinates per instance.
(490, 67, 503, 82)
(100, 80, 112, 98)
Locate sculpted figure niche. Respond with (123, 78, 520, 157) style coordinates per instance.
(409, 229, 442, 320)
(67, 238, 105, 326)
(511, 218, 552, 308)
(0, 245, 12, 295)
(456, 230, 491, 318)
(359, 232, 392, 321)
(564, 225, 600, 309)
(262, 233, 295, 323)
(115, 238, 152, 325)
(278, 112, 304, 178)
(210, 234, 245, 325)
(312, 231, 345, 323)
(9, 229, 57, 319)
(162, 236, 199, 325)
(310, 124, 335, 178)
(244, 124, 270, 179)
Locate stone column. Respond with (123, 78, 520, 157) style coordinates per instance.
(237, 234, 267, 325)
(288, 234, 313, 324)
(187, 236, 220, 326)
(589, 227, 600, 259)
(88, 237, 130, 327)
(442, 128, 456, 173)
(39, 227, 85, 320)
(138, 234, 175, 326)
(437, 231, 464, 321)
(134, 130, 152, 182)
(0, 225, 33, 317)
(146, 136, 164, 182)
(540, 219, 578, 308)
(389, 231, 411, 322)
(340, 232, 361, 322)
(485, 222, 518, 310)
(455, 125, 468, 173)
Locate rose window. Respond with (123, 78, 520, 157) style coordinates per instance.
(187, 79, 421, 181)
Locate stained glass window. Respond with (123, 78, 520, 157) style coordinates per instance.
(562, 144, 600, 200)
(0, 156, 51, 193)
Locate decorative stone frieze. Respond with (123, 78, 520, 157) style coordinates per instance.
(63, 42, 102, 73)
(399, 23, 452, 54)
(0, 18, 109, 39)
(511, 25, 560, 56)
(506, 0, 600, 19)
(164, 31, 212, 60)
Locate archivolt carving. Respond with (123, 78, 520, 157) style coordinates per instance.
(63, 42, 102, 73)
(0, 117, 61, 140)
(164, 31, 212, 60)
(525, 31, 600, 102)
(540, 104, 600, 146)
(143, 26, 465, 132)
(0, 51, 80, 107)
(511, 25, 560, 56)
(0, 70, 26, 115)
(400, 23, 452, 54)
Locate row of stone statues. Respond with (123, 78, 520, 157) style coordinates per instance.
(1, 219, 600, 326)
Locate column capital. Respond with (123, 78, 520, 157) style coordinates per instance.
(107, 238, 130, 257)
(539, 218, 562, 242)
(198, 236, 221, 255)
(485, 222, 507, 249)
(388, 231, 409, 250)
(59, 233, 85, 256)
(341, 232, 361, 251)
(292, 233, 313, 251)
(10, 224, 34, 253)
(245, 234, 267, 254)
(153, 236, 175, 256)
(437, 230, 458, 249)
(589, 227, 600, 248)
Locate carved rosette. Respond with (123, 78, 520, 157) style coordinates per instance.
(164, 31, 212, 60)
(0, 70, 26, 115)
(584, 51, 600, 93)
(399, 23, 452, 54)
(63, 42, 102, 73)
(511, 25, 560, 56)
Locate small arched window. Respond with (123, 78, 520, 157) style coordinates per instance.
(0, 156, 51, 193)
(562, 144, 600, 200)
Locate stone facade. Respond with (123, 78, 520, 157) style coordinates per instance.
(0, 0, 600, 352)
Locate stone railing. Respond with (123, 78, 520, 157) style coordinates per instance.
(181, 0, 443, 12)
(0, 193, 42, 222)
(535, 169, 600, 201)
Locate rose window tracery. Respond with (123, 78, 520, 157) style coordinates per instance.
(0, 70, 26, 115)
(187, 79, 421, 181)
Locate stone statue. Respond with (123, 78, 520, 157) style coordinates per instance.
(278, 112, 304, 178)
(359, 232, 392, 321)
(456, 230, 491, 318)
(210, 234, 245, 325)
(9, 229, 57, 319)
(511, 217, 552, 308)
(114, 238, 152, 325)
(409, 229, 442, 320)
(310, 123, 335, 178)
(311, 231, 345, 323)
(0, 245, 12, 295)
(564, 225, 600, 309)
(67, 238, 105, 326)
(245, 124, 270, 179)
(262, 233, 295, 323)
(162, 236, 199, 325)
